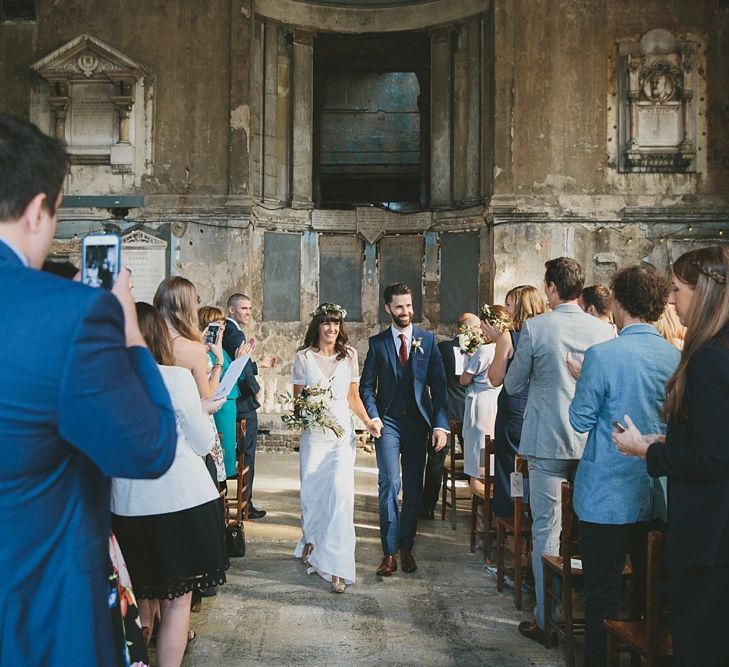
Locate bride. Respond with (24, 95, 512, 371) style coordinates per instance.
(291, 303, 378, 593)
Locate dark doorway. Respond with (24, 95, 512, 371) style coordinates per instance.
(314, 32, 430, 210)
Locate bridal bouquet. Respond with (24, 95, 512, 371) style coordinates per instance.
(280, 385, 344, 438)
(458, 324, 486, 355)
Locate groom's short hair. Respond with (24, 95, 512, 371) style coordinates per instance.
(383, 282, 412, 304)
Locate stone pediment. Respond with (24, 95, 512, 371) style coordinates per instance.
(122, 229, 167, 247)
(31, 34, 145, 82)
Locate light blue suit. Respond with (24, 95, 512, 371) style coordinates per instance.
(503, 303, 614, 628)
(569, 324, 680, 524)
(0, 240, 177, 666)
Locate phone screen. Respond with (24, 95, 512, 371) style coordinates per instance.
(82, 234, 121, 290)
(206, 324, 220, 345)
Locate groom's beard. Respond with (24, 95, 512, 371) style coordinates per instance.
(391, 313, 412, 328)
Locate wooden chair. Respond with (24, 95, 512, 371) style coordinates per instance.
(227, 418, 249, 522)
(542, 482, 584, 667)
(470, 436, 494, 563)
(441, 419, 469, 529)
(495, 456, 532, 610)
(604, 531, 672, 667)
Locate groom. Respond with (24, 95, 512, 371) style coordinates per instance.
(360, 282, 449, 576)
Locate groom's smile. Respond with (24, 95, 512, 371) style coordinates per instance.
(385, 294, 414, 329)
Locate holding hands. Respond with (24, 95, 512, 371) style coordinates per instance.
(366, 417, 383, 439)
(612, 414, 665, 459)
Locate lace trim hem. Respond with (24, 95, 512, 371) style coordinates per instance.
(134, 568, 228, 600)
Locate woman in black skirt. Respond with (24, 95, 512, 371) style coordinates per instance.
(112, 303, 228, 667)
(482, 285, 546, 517)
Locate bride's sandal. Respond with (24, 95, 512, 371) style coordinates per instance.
(330, 577, 346, 594)
(302, 543, 313, 565)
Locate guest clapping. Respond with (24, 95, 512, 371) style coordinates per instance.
(613, 246, 729, 667)
(112, 304, 228, 667)
(569, 266, 679, 667)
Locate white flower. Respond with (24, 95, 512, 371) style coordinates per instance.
(412, 337, 424, 354)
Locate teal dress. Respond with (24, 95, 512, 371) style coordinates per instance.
(209, 350, 241, 478)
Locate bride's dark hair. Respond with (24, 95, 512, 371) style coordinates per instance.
(299, 306, 350, 360)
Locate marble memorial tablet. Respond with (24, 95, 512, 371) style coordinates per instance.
(121, 231, 168, 304)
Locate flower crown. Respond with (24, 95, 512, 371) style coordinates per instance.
(311, 303, 348, 319)
(480, 304, 510, 330)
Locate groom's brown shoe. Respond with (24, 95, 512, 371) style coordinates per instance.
(376, 555, 397, 577)
(400, 550, 417, 573)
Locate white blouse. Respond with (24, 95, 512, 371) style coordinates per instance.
(111, 365, 218, 517)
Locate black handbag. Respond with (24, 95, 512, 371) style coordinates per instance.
(225, 522, 245, 558)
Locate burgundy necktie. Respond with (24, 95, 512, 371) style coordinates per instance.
(398, 334, 408, 365)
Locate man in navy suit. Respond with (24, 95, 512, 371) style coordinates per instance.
(0, 114, 177, 666)
(223, 292, 277, 519)
(360, 282, 449, 576)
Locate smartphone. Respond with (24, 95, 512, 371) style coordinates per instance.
(206, 323, 220, 345)
(612, 420, 626, 433)
(82, 233, 121, 290)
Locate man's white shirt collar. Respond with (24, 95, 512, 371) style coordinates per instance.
(0, 238, 28, 266)
(390, 324, 413, 350)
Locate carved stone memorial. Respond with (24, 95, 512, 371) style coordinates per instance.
(121, 230, 168, 304)
(618, 29, 698, 173)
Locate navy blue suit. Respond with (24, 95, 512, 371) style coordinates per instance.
(0, 240, 176, 666)
(360, 326, 448, 554)
(222, 318, 259, 499)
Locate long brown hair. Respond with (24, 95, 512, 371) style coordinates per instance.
(153, 276, 202, 343)
(299, 305, 351, 360)
(506, 284, 547, 331)
(136, 302, 176, 365)
(664, 246, 729, 421)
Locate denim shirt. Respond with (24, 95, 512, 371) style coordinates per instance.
(569, 324, 680, 524)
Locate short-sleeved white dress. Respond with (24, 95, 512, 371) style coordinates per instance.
(463, 343, 502, 479)
(291, 347, 359, 584)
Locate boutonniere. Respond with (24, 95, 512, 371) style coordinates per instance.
(412, 337, 424, 354)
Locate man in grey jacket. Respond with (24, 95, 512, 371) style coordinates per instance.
(504, 257, 614, 644)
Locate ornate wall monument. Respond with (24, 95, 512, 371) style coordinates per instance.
(617, 29, 702, 173)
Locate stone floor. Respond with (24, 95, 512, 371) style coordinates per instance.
(182, 450, 570, 667)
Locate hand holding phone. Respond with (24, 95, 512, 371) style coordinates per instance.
(205, 323, 221, 345)
(612, 420, 626, 433)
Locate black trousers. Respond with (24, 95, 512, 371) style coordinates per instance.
(236, 410, 258, 504)
(670, 564, 729, 667)
(579, 520, 650, 667)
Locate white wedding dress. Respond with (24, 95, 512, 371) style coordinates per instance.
(291, 347, 358, 584)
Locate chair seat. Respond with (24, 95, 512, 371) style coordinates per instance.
(603, 619, 673, 656)
(542, 555, 632, 577)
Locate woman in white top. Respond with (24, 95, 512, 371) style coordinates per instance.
(112, 303, 227, 667)
(291, 304, 378, 593)
(460, 305, 508, 492)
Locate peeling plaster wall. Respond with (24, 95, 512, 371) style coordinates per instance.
(491, 0, 729, 300)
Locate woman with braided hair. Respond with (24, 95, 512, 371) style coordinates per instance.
(614, 245, 729, 667)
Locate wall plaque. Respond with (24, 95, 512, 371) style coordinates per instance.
(319, 235, 363, 321)
(379, 235, 423, 323)
(263, 232, 301, 321)
(440, 232, 479, 322)
(122, 230, 168, 304)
